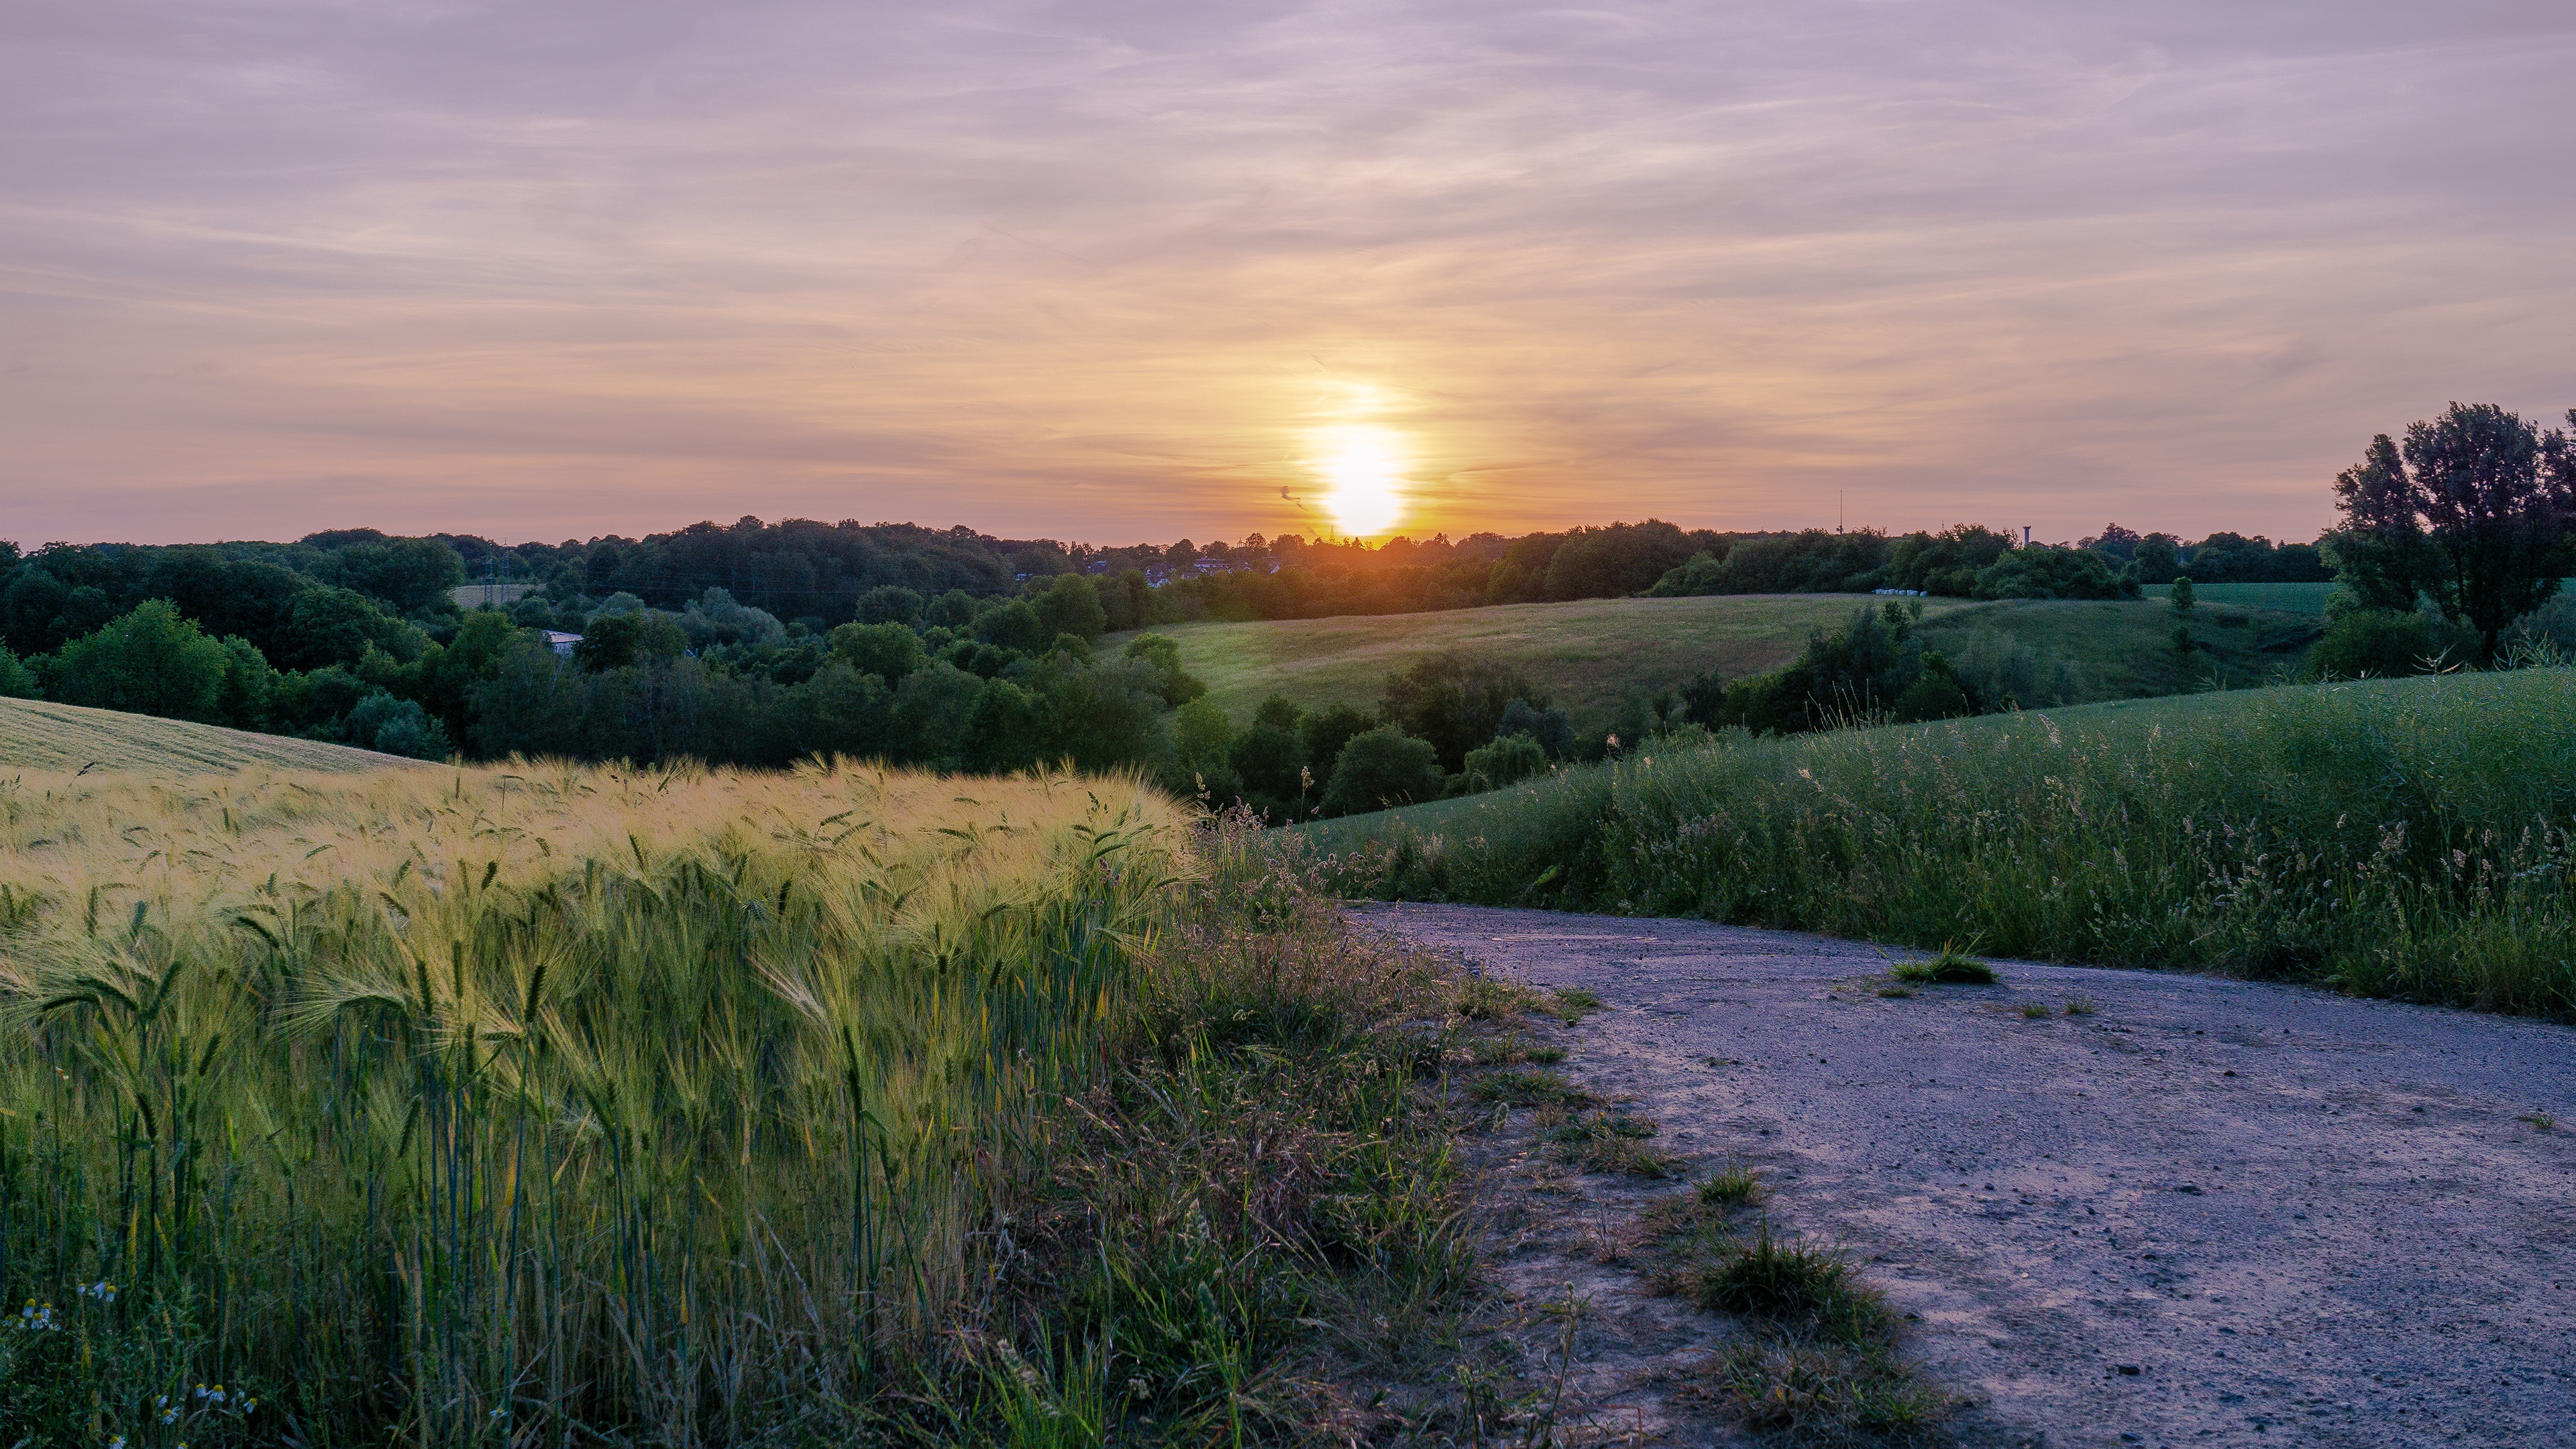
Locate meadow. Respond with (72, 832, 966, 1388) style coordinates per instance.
(0, 758, 1470, 1444)
(2138, 582, 2341, 614)
(0, 698, 414, 774)
(1117, 593, 2318, 730)
(1292, 669, 2576, 1020)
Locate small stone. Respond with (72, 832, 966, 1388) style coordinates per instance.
(2117, 1364, 2143, 1375)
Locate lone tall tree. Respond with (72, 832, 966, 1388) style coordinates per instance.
(2328, 402, 2574, 661)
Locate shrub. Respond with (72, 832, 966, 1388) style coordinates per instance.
(1456, 732, 1548, 795)
(2307, 607, 2460, 679)
(1320, 727, 1446, 816)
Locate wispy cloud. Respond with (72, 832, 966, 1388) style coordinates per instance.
(3, 0, 2571, 543)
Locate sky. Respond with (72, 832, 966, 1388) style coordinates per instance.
(3, 1, 2573, 548)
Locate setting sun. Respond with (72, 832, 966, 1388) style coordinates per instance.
(1309, 423, 1409, 537)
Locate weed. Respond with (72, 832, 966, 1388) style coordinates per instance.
(1876, 986, 1913, 998)
(1693, 1340, 1950, 1446)
(1542, 1112, 1679, 1177)
(1699, 1166, 1767, 1205)
(1892, 943, 1998, 985)
(1458, 976, 1543, 1021)
(2520, 1112, 2555, 1130)
(2019, 1000, 2052, 1019)
(1469, 1034, 1564, 1066)
(2063, 996, 2098, 1016)
(1549, 987, 1605, 1021)
(1470, 1069, 1594, 1107)
(1693, 1222, 1876, 1335)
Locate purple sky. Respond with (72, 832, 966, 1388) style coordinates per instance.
(4, 1, 2573, 546)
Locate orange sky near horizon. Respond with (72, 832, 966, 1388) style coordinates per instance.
(4, 2, 2573, 549)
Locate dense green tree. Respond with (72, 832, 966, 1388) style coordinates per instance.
(1120, 635, 1206, 706)
(574, 614, 643, 671)
(777, 661, 895, 760)
(0, 646, 34, 699)
(1540, 521, 1696, 600)
(1892, 652, 1972, 722)
(828, 621, 927, 684)
(972, 598, 1045, 653)
(1378, 654, 1549, 772)
(2130, 533, 2182, 584)
(1173, 696, 1234, 775)
(1320, 727, 1444, 816)
(2171, 576, 2196, 614)
(342, 692, 454, 759)
(1970, 545, 2137, 600)
(313, 537, 467, 612)
(1493, 697, 1575, 758)
(2328, 407, 2575, 660)
(890, 662, 985, 767)
(1228, 721, 1308, 814)
(1298, 703, 1375, 787)
(1034, 574, 1108, 642)
(1029, 656, 1175, 773)
(858, 585, 926, 625)
(51, 600, 231, 722)
(2406, 404, 2573, 661)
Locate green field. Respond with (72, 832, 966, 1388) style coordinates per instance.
(450, 580, 538, 608)
(2139, 582, 2341, 614)
(0, 696, 421, 773)
(1118, 593, 2321, 727)
(1287, 669, 2576, 1019)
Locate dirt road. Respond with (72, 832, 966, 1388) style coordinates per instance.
(1357, 903, 2576, 1448)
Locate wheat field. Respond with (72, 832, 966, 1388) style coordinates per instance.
(0, 758, 1197, 1442)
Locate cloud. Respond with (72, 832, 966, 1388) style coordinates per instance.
(2, 0, 2572, 544)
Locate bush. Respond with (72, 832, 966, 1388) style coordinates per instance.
(342, 690, 453, 759)
(1495, 696, 1576, 757)
(1457, 732, 1549, 794)
(2306, 608, 2459, 680)
(1320, 727, 1445, 816)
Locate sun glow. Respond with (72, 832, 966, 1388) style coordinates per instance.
(1308, 423, 1409, 537)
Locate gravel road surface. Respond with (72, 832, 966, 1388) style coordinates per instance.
(1356, 903, 2576, 1448)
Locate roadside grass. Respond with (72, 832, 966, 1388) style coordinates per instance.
(1638, 1195, 1945, 1444)
(2063, 997, 2098, 1016)
(1890, 945, 1998, 985)
(1289, 670, 2576, 1021)
(0, 761, 1481, 1446)
(2018, 1001, 2053, 1019)
(1537, 1108, 1682, 1179)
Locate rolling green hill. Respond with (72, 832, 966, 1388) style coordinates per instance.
(0, 698, 425, 774)
(1115, 592, 2321, 729)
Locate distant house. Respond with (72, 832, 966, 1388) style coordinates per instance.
(543, 631, 583, 657)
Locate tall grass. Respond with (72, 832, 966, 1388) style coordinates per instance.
(1297, 672, 2576, 1019)
(0, 759, 1468, 1444)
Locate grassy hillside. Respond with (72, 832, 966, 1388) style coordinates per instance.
(1917, 596, 2321, 698)
(0, 696, 421, 773)
(1118, 592, 2319, 727)
(1112, 594, 1982, 727)
(1287, 669, 2576, 1019)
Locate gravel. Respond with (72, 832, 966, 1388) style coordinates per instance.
(1359, 902, 2576, 1449)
